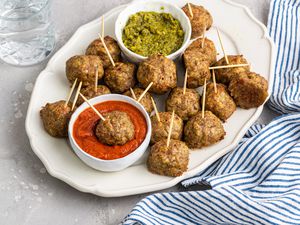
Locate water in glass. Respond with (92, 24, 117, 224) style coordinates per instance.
(0, 0, 55, 66)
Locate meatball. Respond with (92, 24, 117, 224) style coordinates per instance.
(95, 111, 135, 146)
(184, 38, 217, 64)
(76, 85, 111, 106)
(204, 83, 236, 121)
(104, 62, 136, 93)
(228, 72, 268, 109)
(123, 87, 154, 114)
(85, 36, 121, 69)
(182, 3, 213, 39)
(137, 54, 177, 94)
(151, 112, 184, 144)
(214, 55, 250, 85)
(147, 139, 189, 177)
(183, 55, 211, 88)
(184, 111, 225, 149)
(40, 100, 73, 137)
(166, 87, 200, 121)
(66, 55, 104, 87)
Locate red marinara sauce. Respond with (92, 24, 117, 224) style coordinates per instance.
(73, 101, 147, 160)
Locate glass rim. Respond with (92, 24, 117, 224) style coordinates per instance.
(0, 0, 51, 22)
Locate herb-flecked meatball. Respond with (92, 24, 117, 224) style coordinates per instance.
(214, 55, 250, 85)
(40, 100, 73, 137)
(184, 111, 225, 149)
(228, 72, 268, 109)
(123, 87, 154, 114)
(104, 62, 136, 93)
(183, 56, 211, 88)
(150, 112, 184, 144)
(66, 55, 104, 87)
(85, 36, 121, 68)
(137, 54, 177, 94)
(147, 139, 189, 177)
(182, 3, 213, 39)
(166, 87, 200, 121)
(95, 111, 135, 146)
(204, 83, 236, 121)
(184, 38, 217, 64)
(76, 85, 111, 106)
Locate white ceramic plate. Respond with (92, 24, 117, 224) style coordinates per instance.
(26, 0, 275, 197)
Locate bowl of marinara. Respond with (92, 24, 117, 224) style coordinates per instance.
(68, 94, 152, 172)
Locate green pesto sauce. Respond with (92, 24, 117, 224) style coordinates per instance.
(122, 11, 185, 57)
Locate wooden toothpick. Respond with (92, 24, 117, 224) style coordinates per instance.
(151, 97, 160, 122)
(65, 78, 78, 107)
(166, 110, 175, 148)
(130, 88, 137, 100)
(72, 81, 82, 111)
(183, 70, 188, 95)
(98, 34, 115, 67)
(79, 93, 105, 121)
(95, 65, 98, 93)
(187, 3, 193, 19)
(138, 82, 153, 102)
(202, 79, 207, 119)
(216, 28, 229, 65)
(209, 63, 249, 70)
(212, 69, 217, 93)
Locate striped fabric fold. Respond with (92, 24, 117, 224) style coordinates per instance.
(122, 0, 300, 224)
(267, 0, 300, 113)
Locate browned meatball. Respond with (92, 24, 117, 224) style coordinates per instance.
(76, 85, 111, 106)
(150, 112, 184, 144)
(182, 3, 213, 39)
(40, 100, 73, 137)
(95, 111, 135, 146)
(147, 139, 189, 177)
(86, 36, 121, 69)
(184, 111, 225, 149)
(123, 87, 154, 114)
(166, 87, 200, 121)
(184, 38, 217, 64)
(214, 55, 250, 85)
(137, 54, 177, 94)
(183, 55, 211, 88)
(204, 83, 236, 121)
(66, 55, 104, 87)
(228, 72, 268, 109)
(104, 62, 136, 93)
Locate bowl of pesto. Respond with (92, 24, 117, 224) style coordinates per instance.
(115, 0, 191, 63)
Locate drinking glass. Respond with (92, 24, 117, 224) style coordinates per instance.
(0, 0, 55, 66)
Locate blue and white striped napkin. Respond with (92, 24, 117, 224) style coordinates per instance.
(122, 0, 300, 224)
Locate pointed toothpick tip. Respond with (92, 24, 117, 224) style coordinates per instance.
(98, 34, 115, 67)
(72, 81, 82, 111)
(166, 110, 175, 148)
(212, 69, 217, 94)
(216, 28, 229, 65)
(202, 79, 207, 119)
(65, 78, 78, 107)
(151, 96, 160, 122)
(187, 3, 194, 19)
(183, 70, 188, 95)
(209, 63, 249, 70)
(130, 88, 137, 100)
